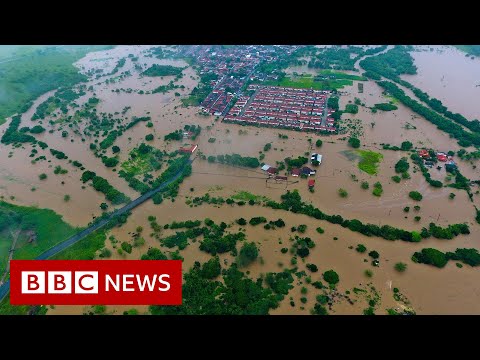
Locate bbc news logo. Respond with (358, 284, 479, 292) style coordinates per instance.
(10, 260, 182, 305)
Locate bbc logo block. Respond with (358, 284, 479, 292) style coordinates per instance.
(21, 271, 99, 294)
(10, 260, 182, 305)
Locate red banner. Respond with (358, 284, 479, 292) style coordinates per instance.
(9, 260, 182, 305)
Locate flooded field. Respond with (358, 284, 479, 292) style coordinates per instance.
(402, 46, 480, 120)
(2, 45, 480, 315)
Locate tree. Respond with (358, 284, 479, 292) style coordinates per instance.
(348, 137, 360, 148)
(368, 250, 379, 259)
(100, 203, 108, 210)
(394, 262, 407, 272)
(409, 191, 423, 201)
(145, 134, 154, 141)
(395, 158, 410, 173)
(361, 181, 369, 189)
(236, 218, 247, 226)
(200, 256, 221, 279)
(323, 270, 339, 285)
(63, 194, 71, 202)
(237, 242, 259, 267)
(401, 141, 413, 151)
(112, 145, 120, 153)
(316, 139, 323, 148)
(102, 157, 119, 167)
(39, 173, 47, 180)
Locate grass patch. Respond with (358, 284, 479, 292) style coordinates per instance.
(356, 150, 383, 175)
(0, 201, 79, 263)
(232, 191, 270, 203)
(263, 75, 358, 91)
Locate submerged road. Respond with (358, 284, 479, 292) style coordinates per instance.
(0, 158, 194, 302)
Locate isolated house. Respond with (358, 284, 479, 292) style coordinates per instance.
(179, 144, 198, 154)
(266, 167, 278, 175)
(436, 153, 448, 162)
(261, 164, 271, 171)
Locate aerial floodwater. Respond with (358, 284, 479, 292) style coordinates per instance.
(1, 45, 480, 316)
(403, 45, 480, 120)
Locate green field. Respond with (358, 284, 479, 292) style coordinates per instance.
(356, 150, 383, 175)
(0, 45, 113, 123)
(0, 201, 80, 267)
(232, 191, 270, 202)
(264, 71, 366, 90)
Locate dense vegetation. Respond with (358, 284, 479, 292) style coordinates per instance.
(142, 64, 184, 77)
(150, 263, 291, 315)
(360, 46, 417, 83)
(412, 248, 480, 268)
(81, 170, 130, 205)
(265, 190, 469, 242)
(378, 81, 480, 147)
(207, 153, 260, 168)
(374, 103, 398, 111)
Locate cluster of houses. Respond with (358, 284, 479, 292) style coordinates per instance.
(418, 149, 457, 172)
(223, 85, 337, 133)
(261, 152, 322, 189)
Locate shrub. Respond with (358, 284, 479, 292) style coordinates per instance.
(338, 188, 348, 198)
(449, 193, 456, 199)
(394, 262, 407, 272)
(316, 227, 325, 234)
(391, 175, 401, 183)
(361, 181, 369, 189)
(236, 218, 247, 226)
(403, 206, 410, 212)
(121, 242, 133, 254)
(409, 191, 423, 201)
(39, 173, 47, 180)
(249, 217, 267, 226)
(348, 137, 360, 148)
(368, 250, 379, 259)
(145, 134, 154, 141)
(306, 264, 318, 272)
(356, 244, 367, 253)
(297, 224, 307, 233)
(316, 139, 323, 148)
(63, 195, 71, 202)
(364, 269, 373, 278)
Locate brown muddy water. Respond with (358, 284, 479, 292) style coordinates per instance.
(402, 45, 480, 121)
(1, 45, 480, 315)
